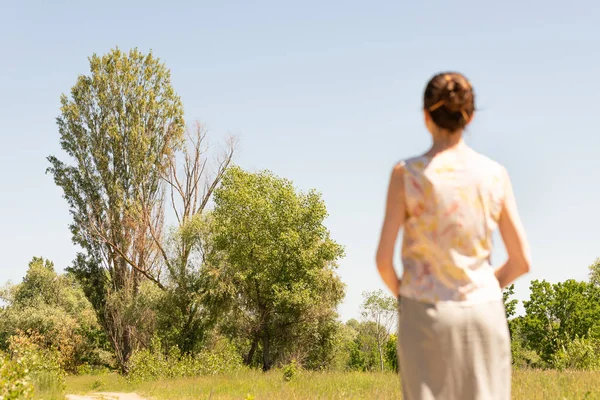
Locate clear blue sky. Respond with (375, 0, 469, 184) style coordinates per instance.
(1, 0, 598, 321)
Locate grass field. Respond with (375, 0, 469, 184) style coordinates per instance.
(56, 369, 600, 400)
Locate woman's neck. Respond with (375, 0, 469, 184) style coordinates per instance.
(428, 131, 467, 156)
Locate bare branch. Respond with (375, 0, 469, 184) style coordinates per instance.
(197, 135, 236, 215)
(88, 217, 165, 290)
(141, 205, 173, 275)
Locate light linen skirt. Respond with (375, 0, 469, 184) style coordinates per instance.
(398, 296, 511, 400)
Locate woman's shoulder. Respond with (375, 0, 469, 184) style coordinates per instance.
(468, 149, 506, 175)
(398, 154, 431, 171)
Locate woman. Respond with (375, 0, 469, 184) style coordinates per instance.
(376, 72, 531, 400)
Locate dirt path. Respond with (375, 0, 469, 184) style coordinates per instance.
(65, 393, 147, 400)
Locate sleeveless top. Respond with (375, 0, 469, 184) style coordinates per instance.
(398, 148, 506, 304)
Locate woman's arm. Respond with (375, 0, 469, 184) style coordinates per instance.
(495, 170, 531, 288)
(376, 163, 406, 296)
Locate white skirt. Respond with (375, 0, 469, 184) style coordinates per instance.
(398, 296, 511, 400)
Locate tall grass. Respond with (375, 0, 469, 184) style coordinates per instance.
(64, 369, 600, 400)
(32, 371, 66, 400)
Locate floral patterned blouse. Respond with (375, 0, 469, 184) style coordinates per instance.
(399, 148, 506, 304)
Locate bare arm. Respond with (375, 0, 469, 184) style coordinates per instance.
(495, 170, 531, 288)
(376, 163, 406, 296)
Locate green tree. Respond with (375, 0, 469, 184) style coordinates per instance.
(521, 279, 600, 365)
(346, 320, 380, 372)
(47, 48, 185, 371)
(360, 290, 397, 371)
(384, 334, 398, 372)
(327, 321, 358, 371)
(0, 258, 102, 372)
(150, 125, 235, 354)
(206, 167, 345, 371)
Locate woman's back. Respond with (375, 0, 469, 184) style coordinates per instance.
(376, 71, 530, 400)
(400, 147, 506, 303)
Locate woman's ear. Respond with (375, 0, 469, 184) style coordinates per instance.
(466, 111, 475, 125)
(423, 110, 431, 123)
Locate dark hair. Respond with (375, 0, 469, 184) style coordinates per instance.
(423, 72, 475, 132)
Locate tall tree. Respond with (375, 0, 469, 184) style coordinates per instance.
(206, 167, 345, 371)
(47, 48, 185, 371)
(360, 290, 397, 372)
(153, 123, 235, 353)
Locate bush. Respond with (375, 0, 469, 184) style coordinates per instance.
(127, 337, 245, 382)
(511, 338, 544, 369)
(552, 336, 600, 371)
(76, 363, 111, 376)
(0, 258, 104, 373)
(0, 352, 34, 400)
(384, 334, 398, 372)
(8, 331, 65, 394)
(282, 359, 301, 382)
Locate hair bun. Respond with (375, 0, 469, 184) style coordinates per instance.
(440, 75, 472, 113)
(423, 72, 476, 132)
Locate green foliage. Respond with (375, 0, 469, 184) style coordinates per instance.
(325, 322, 357, 371)
(521, 279, 600, 365)
(150, 214, 216, 354)
(345, 320, 382, 372)
(47, 47, 185, 372)
(343, 314, 397, 373)
(384, 334, 398, 372)
(510, 337, 543, 369)
(0, 352, 34, 399)
(127, 337, 244, 383)
(360, 290, 397, 372)
(206, 167, 345, 371)
(8, 331, 65, 394)
(503, 284, 518, 320)
(282, 359, 302, 382)
(0, 257, 103, 372)
(552, 336, 600, 371)
(103, 280, 163, 354)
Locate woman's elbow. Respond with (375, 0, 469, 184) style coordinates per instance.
(521, 260, 531, 274)
(516, 255, 531, 274)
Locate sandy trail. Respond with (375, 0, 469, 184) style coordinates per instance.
(65, 393, 147, 400)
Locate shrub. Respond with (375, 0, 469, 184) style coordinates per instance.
(127, 337, 244, 382)
(0, 352, 34, 400)
(76, 363, 111, 376)
(0, 258, 104, 373)
(282, 359, 301, 382)
(8, 331, 65, 394)
(511, 338, 544, 369)
(384, 334, 398, 372)
(552, 336, 600, 371)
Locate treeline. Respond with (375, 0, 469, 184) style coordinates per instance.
(505, 258, 600, 370)
(2, 47, 354, 396)
(2, 257, 599, 384)
(1, 47, 599, 397)
(42, 47, 349, 375)
(0, 255, 398, 395)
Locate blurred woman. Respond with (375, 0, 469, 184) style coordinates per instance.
(376, 72, 531, 400)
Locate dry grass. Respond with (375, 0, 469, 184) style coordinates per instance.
(62, 369, 600, 400)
